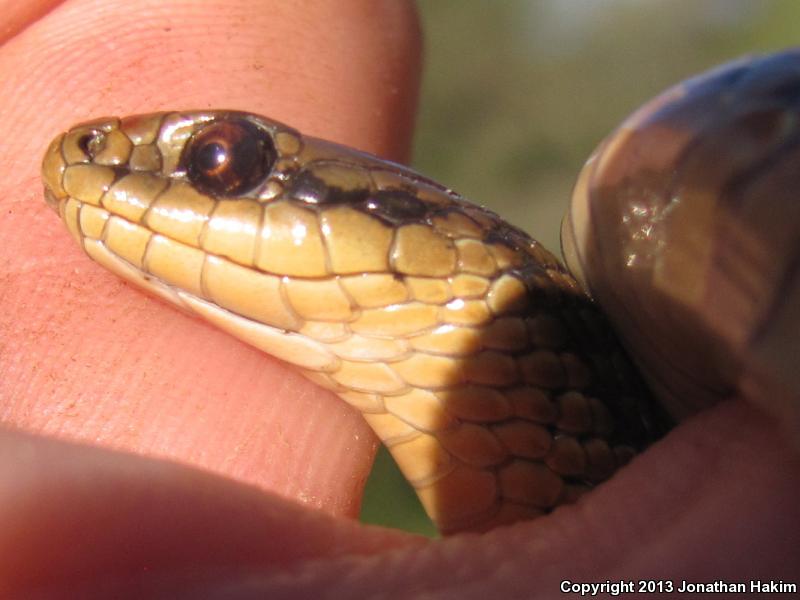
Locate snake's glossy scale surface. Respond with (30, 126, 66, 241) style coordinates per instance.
(42, 110, 659, 534)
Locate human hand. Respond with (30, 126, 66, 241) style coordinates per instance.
(1, 1, 797, 597)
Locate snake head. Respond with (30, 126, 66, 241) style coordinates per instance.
(563, 49, 800, 435)
(41, 111, 292, 315)
(39, 109, 511, 322)
(41, 110, 294, 216)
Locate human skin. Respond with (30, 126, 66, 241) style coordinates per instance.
(0, 0, 798, 597)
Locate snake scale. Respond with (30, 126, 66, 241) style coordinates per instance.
(41, 49, 799, 534)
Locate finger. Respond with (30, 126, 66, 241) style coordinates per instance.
(0, 428, 423, 597)
(4, 401, 797, 597)
(0, 0, 421, 515)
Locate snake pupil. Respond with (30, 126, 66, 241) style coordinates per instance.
(185, 119, 275, 196)
(195, 142, 227, 172)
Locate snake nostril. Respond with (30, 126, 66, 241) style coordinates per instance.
(77, 130, 106, 159)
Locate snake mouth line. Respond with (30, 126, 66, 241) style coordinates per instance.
(51, 194, 613, 390)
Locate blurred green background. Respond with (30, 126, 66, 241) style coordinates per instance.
(359, 0, 800, 537)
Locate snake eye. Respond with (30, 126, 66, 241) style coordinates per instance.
(184, 119, 276, 196)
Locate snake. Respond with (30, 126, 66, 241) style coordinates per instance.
(40, 49, 799, 535)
